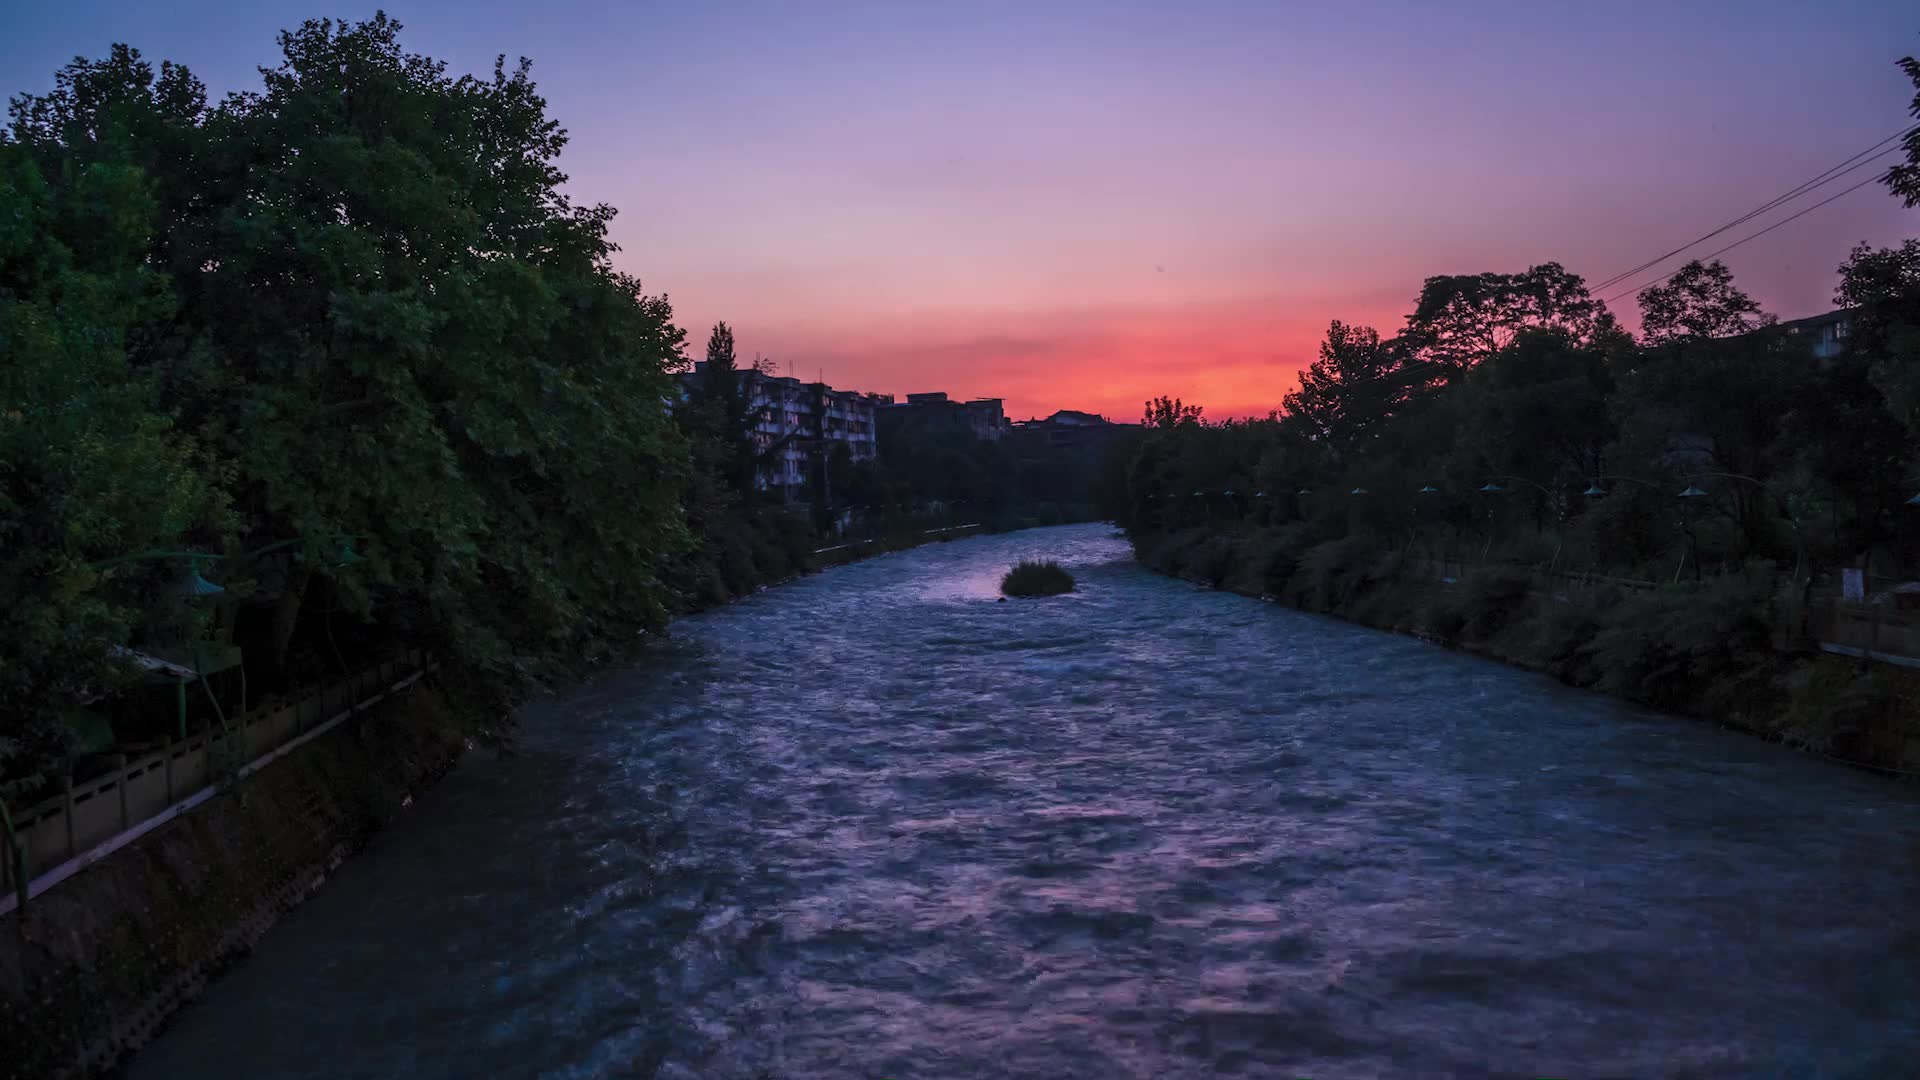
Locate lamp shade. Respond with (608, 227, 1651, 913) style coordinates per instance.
(172, 564, 224, 597)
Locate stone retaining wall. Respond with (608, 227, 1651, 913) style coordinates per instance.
(0, 683, 465, 1080)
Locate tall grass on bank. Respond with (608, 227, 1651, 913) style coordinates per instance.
(1002, 560, 1076, 597)
(1133, 525, 1920, 769)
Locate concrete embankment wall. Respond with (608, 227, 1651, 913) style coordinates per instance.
(0, 684, 465, 1080)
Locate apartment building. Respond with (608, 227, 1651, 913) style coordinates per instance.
(678, 364, 880, 499)
(881, 392, 1011, 443)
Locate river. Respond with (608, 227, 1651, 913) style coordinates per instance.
(127, 523, 1920, 1078)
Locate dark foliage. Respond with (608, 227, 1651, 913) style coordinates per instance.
(1001, 560, 1076, 597)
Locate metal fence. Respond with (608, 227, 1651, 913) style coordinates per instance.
(1407, 558, 1660, 595)
(1811, 603, 1920, 669)
(2, 650, 429, 912)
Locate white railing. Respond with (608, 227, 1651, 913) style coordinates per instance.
(1, 650, 431, 917)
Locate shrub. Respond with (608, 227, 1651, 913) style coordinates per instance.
(1286, 535, 1378, 612)
(1001, 559, 1076, 597)
(1527, 595, 1607, 685)
(1458, 570, 1534, 641)
(1418, 587, 1470, 644)
(1189, 535, 1239, 588)
(1587, 571, 1773, 710)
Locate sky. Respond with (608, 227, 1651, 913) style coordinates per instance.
(6, 2, 1919, 420)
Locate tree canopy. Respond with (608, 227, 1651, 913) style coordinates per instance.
(1, 16, 694, 793)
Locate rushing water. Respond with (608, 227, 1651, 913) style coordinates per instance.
(129, 524, 1920, 1078)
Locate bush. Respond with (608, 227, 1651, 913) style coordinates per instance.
(1286, 535, 1379, 612)
(1458, 570, 1534, 641)
(1527, 595, 1607, 685)
(1586, 571, 1774, 710)
(1001, 559, 1076, 597)
(1188, 535, 1239, 588)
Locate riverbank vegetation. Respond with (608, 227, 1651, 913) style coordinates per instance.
(1110, 53, 1920, 769)
(3, 15, 698, 798)
(1002, 560, 1076, 597)
(0, 16, 1132, 803)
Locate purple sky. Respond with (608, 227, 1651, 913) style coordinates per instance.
(7, 2, 1918, 418)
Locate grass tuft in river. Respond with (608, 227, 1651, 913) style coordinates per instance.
(1002, 559, 1076, 597)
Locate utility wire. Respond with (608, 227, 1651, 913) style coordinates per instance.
(1604, 169, 1893, 305)
(1592, 125, 1916, 294)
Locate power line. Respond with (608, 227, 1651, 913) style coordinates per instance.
(1603, 169, 1892, 305)
(1591, 124, 1916, 294)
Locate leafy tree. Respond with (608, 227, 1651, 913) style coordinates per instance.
(1884, 54, 1920, 208)
(1837, 240, 1920, 441)
(1637, 259, 1776, 343)
(0, 137, 224, 795)
(1279, 321, 1407, 455)
(699, 321, 758, 494)
(1141, 396, 1204, 429)
(1400, 262, 1621, 380)
(705, 322, 740, 389)
(1455, 330, 1616, 502)
(1786, 349, 1908, 559)
(5, 16, 696, 746)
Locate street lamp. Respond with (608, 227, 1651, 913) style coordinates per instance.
(1418, 484, 1441, 495)
(1582, 474, 1664, 498)
(1350, 487, 1369, 495)
(173, 558, 225, 597)
(331, 539, 367, 567)
(1675, 473, 1808, 597)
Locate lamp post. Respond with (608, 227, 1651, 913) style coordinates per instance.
(1411, 484, 1442, 564)
(1677, 472, 1806, 589)
(1679, 473, 1811, 643)
(1470, 482, 1516, 564)
(90, 550, 224, 593)
(82, 549, 227, 745)
(1579, 474, 1663, 498)
(1480, 475, 1555, 500)
(1, 796, 23, 919)
(1579, 474, 1692, 578)
(86, 533, 365, 740)
(1480, 475, 1568, 560)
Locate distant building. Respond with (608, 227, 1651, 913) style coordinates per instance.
(881, 392, 1010, 442)
(1656, 307, 1858, 470)
(1774, 308, 1854, 361)
(677, 365, 878, 499)
(1010, 410, 1137, 456)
